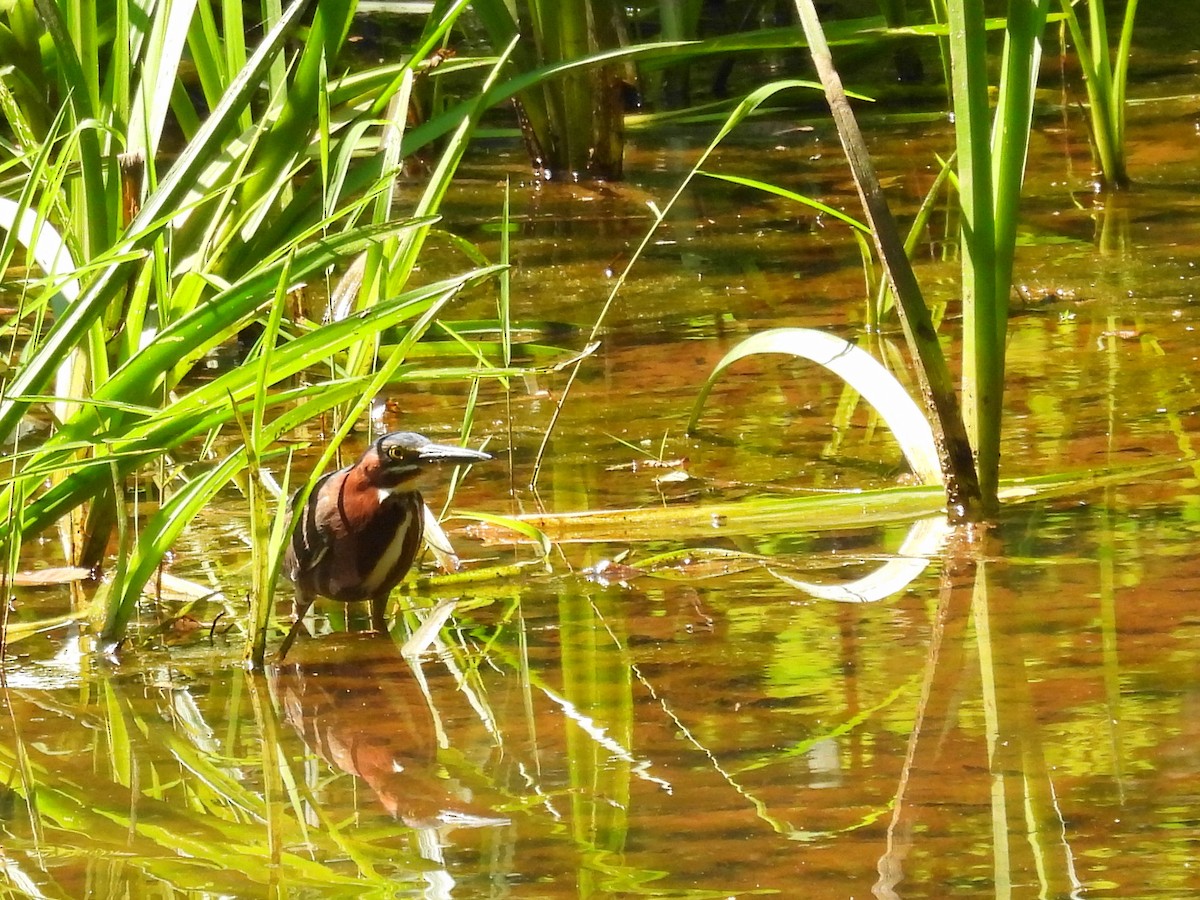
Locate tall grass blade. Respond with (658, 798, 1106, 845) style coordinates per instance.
(947, 0, 1048, 509)
(793, 0, 983, 519)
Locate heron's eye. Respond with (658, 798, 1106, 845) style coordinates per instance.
(386, 446, 407, 461)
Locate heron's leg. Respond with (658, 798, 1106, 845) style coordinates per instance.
(278, 588, 315, 660)
(369, 593, 389, 633)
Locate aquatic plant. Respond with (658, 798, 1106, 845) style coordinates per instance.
(1058, 0, 1139, 189)
(773, 0, 1053, 517)
(0, 0, 517, 661)
(943, 0, 1051, 511)
(472, 0, 630, 180)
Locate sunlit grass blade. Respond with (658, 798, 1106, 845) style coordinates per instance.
(241, 250, 294, 670)
(946, 0, 1050, 509)
(689, 327, 943, 485)
(510, 458, 1187, 544)
(699, 170, 870, 232)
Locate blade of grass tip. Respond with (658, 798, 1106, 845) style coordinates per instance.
(698, 171, 869, 233)
(529, 78, 821, 489)
(318, 53, 332, 219)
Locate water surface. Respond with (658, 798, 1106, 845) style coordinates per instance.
(3, 58, 1200, 899)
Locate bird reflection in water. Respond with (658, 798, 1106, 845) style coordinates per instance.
(270, 624, 509, 873)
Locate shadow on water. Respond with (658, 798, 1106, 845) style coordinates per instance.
(4, 55, 1200, 900)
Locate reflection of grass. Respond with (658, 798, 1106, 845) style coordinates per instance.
(0, 674, 423, 893)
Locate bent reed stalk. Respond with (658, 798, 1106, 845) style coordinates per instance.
(794, 0, 1051, 518)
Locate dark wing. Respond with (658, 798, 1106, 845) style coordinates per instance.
(285, 469, 343, 579)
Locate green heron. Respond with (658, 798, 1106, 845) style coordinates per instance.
(279, 431, 490, 658)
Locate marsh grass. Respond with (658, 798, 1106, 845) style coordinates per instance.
(0, 1, 534, 656)
(946, 0, 1051, 510)
(1058, 0, 1139, 189)
(783, 0, 1057, 516)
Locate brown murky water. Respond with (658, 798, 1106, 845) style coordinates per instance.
(4, 48, 1200, 899)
